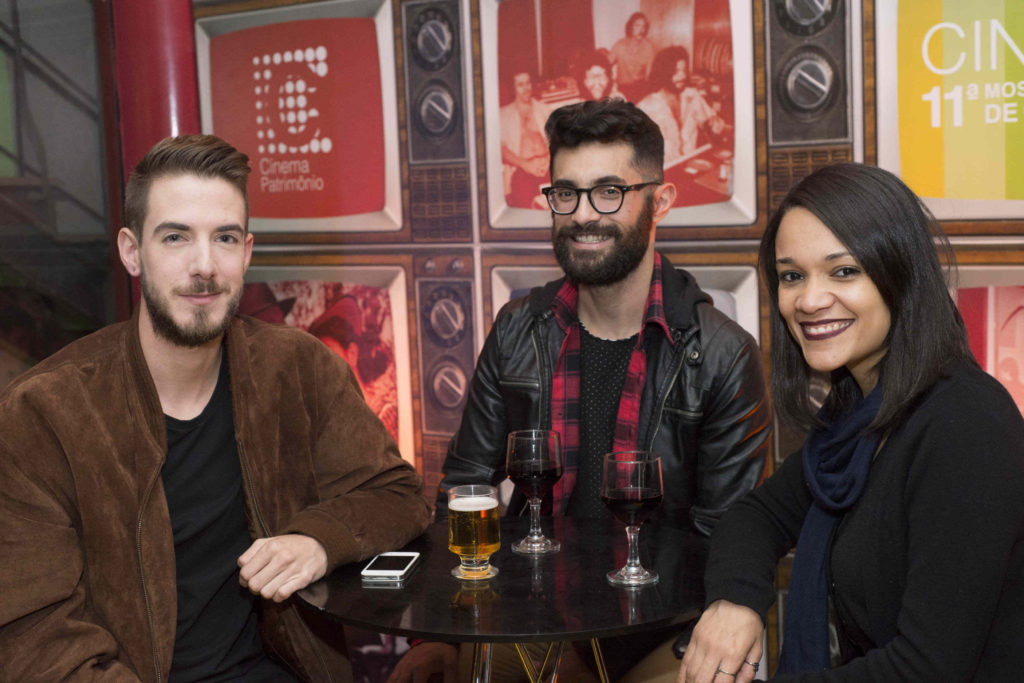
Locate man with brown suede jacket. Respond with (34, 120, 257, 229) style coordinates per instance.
(0, 135, 430, 682)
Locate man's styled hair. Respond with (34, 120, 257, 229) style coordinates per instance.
(545, 99, 664, 180)
(624, 11, 649, 38)
(124, 134, 251, 238)
(647, 46, 689, 92)
(759, 162, 970, 435)
(510, 68, 533, 84)
(575, 50, 614, 99)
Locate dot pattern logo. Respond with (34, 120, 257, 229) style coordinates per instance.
(210, 18, 385, 219)
(252, 46, 333, 156)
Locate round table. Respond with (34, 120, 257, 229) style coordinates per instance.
(298, 517, 708, 682)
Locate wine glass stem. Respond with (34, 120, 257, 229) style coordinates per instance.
(625, 525, 642, 571)
(527, 498, 544, 540)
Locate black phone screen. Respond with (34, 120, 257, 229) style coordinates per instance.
(364, 554, 416, 573)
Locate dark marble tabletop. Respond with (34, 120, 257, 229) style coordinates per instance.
(297, 516, 708, 644)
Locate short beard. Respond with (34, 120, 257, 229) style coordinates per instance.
(141, 271, 241, 348)
(552, 195, 654, 286)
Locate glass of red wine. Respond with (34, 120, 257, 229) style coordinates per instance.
(506, 429, 563, 555)
(601, 451, 663, 586)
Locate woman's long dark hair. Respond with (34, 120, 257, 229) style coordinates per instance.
(759, 163, 971, 434)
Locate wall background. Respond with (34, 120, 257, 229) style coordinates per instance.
(186, 0, 1024, 493)
(4, 0, 1024, 493)
(2, 1, 1024, 677)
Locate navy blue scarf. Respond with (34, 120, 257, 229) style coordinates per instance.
(778, 385, 882, 674)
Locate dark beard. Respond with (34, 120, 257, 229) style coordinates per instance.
(141, 272, 241, 348)
(552, 196, 654, 286)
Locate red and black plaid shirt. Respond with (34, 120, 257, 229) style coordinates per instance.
(549, 258, 674, 514)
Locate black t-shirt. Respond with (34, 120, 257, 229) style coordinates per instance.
(162, 359, 296, 682)
(566, 324, 637, 519)
(567, 325, 677, 678)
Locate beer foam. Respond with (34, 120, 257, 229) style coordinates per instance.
(449, 496, 498, 512)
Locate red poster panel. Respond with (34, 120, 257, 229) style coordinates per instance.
(239, 280, 399, 442)
(958, 287, 989, 368)
(958, 285, 1024, 415)
(992, 286, 1024, 413)
(495, 0, 734, 211)
(209, 18, 385, 219)
(479, 0, 758, 235)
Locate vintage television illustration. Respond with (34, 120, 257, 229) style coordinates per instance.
(400, 0, 475, 241)
(484, 249, 761, 343)
(195, 0, 403, 236)
(875, 1, 1024, 228)
(481, 247, 762, 508)
(413, 251, 477, 497)
(474, 0, 759, 240)
(243, 254, 417, 468)
(954, 254, 1024, 416)
(764, 0, 864, 210)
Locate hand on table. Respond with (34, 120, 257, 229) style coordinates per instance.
(386, 642, 458, 683)
(238, 533, 327, 603)
(677, 600, 763, 683)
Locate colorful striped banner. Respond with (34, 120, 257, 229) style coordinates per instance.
(898, 0, 1024, 200)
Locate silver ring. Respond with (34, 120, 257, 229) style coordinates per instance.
(743, 659, 760, 673)
(716, 665, 737, 677)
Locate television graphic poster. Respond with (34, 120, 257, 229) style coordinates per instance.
(958, 285, 1024, 415)
(896, 2, 1024, 201)
(239, 280, 399, 441)
(479, 0, 757, 232)
(877, 1, 1024, 220)
(495, 0, 735, 211)
(209, 18, 385, 219)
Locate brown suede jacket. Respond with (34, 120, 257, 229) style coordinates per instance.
(0, 312, 431, 682)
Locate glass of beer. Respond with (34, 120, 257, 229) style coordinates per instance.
(447, 485, 501, 580)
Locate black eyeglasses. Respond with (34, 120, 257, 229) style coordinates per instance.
(540, 181, 661, 215)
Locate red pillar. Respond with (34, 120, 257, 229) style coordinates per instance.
(111, 0, 200, 176)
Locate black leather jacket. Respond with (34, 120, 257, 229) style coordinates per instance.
(437, 254, 771, 535)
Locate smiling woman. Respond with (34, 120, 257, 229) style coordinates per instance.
(677, 163, 1024, 682)
(773, 206, 891, 395)
(759, 164, 965, 433)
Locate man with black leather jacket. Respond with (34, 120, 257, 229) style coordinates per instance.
(389, 99, 770, 683)
(437, 252, 769, 534)
(440, 100, 769, 533)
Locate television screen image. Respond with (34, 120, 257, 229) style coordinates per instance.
(196, 0, 402, 232)
(239, 280, 400, 442)
(480, 0, 756, 230)
(875, 1, 1024, 222)
(489, 262, 758, 342)
(243, 263, 415, 463)
(676, 264, 758, 342)
(958, 283, 1024, 415)
(489, 264, 563, 318)
(209, 18, 385, 220)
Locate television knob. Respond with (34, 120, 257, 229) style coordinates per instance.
(410, 8, 455, 71)
(416, 83, 458, 138)
(773, 0, 838, 36)
(779, 49, 837, 116)
(431, 360, 467, 410)
(422, 285, 467, 347)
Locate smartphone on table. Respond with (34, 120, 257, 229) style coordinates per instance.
(360, 551, 420, 587)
